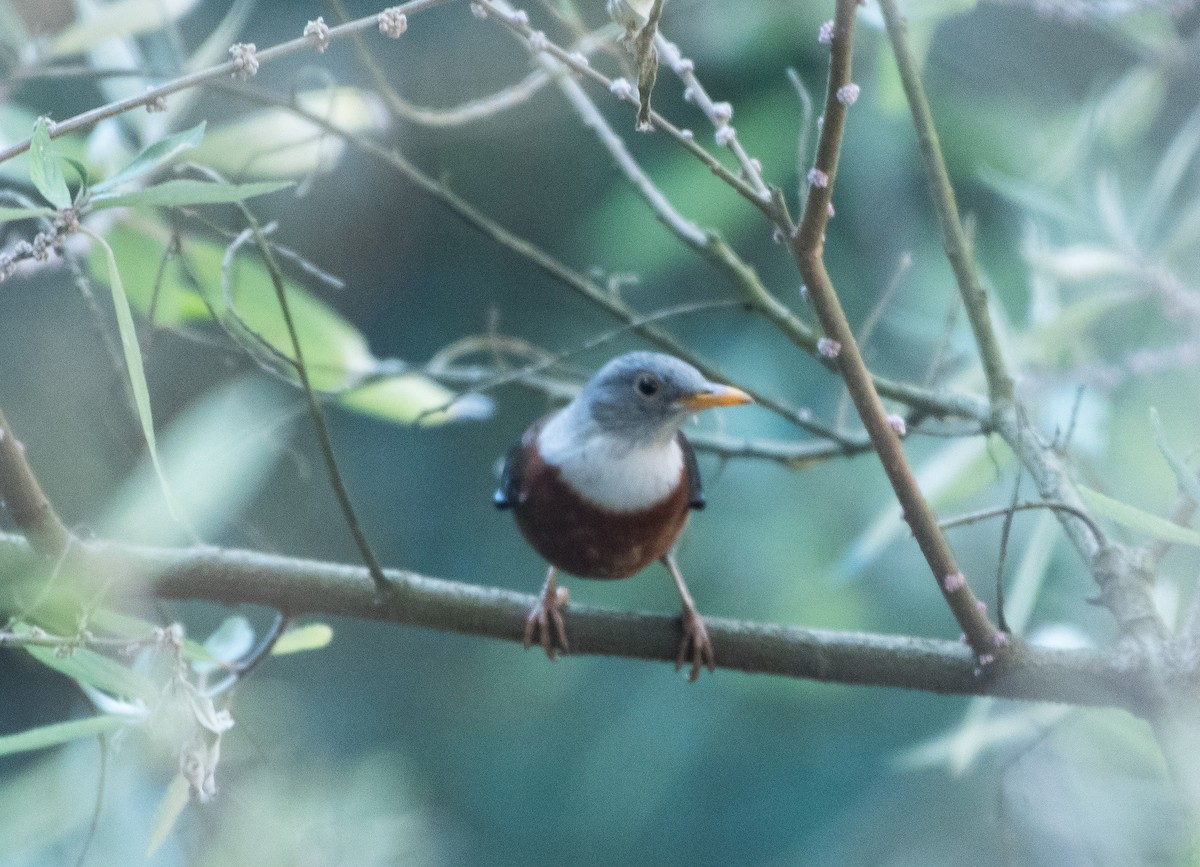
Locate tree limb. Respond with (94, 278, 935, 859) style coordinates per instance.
(0, 532, 1146, 709)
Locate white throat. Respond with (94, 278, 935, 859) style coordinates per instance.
(537, 406, 683, 512)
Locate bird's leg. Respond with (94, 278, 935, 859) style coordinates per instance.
(523, 566, 569, 660)
(662, 551, 715, 681)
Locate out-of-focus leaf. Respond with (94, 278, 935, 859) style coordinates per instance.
(93, 122, 205, 194)
(86, 609, 213, 662)
(83, 227, 175, 514)
(192, 616, 255, 675)
(87, 223, 375, 390)
(895, 703, 1070, 772)
(0, 205, 54, 222)
(86, 222, 209, 324)
(1022, 290, 1138, 366)
(145, 772, 190, 858)
(340, 375, 495, 426)
(272, 623, 334, 655)
(979, 167, 1082, 228)
(1150, 409, 1200, 506)
(1137, 99, 1200, 240)
(216, 262, 376, 391)
(1094, 65, 1165, 149)
(840, 437, 1002, 579)
(91, 178, 292, 210)
(29, 117, 71, 209)
(49, 0, 201, 58)
(190, 88, 386, 179)
(1078, 485, 1200, 547)
(103, 376, 292, 549)
(1026, 244, 1132, 284)
(0, 715, 124, 758)
(24, 641, 157, 703)
(1004, 511, 1059, 635)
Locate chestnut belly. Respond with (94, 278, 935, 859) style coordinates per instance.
(514, 476, 690, 580)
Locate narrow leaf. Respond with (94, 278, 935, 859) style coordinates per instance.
(1150, 408, 1200, 505)
(272, 623, 333, 655)
(50, 0, 201, 59)
(87, 608, 213, 662)
(1077, 485, 1200, 547)
(94, 122, 206, 193)
(145, 773, 191, 858)
(0, 715, 123, 757)
(82, 227, 177, 518)
(340, 375, 494, 426)
(29, 118, 71, 209)
(25, 642, 157, 703)
(90, 179, 292, 210)
(0, 205, 54, 222)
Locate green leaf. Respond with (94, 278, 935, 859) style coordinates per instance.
(1150, 409, 1200, 506)
(86, 608, 213, 663)
(190, 88, 384, 179)
(0, 715, 124, 758)
(24, 642, 157, 703)
(272, 623, 334, 655)
(94, 122, 206, 194)
(86, 221, 209, 325)
(145, 772, 191, 858)
(90, 178, 293, 210)
(195, 616, 255, 673)
(29, 117, 71, 209)
(1077, 485, 1200, 547)
(61, 156, 92, 190)
(340, 375, 494, 426)
(101, 376, 291, 549)
(49, 0, 202, 59)
(0, 205, 54, 222)
(82, 227, 177, 518)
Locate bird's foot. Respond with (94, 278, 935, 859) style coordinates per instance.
(676, 605, 715, 682)
(523, 573, 569, 660)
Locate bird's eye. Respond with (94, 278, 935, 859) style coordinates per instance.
(635, 373, 660, 396)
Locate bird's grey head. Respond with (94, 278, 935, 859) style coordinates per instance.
(576, 351, 752, 445)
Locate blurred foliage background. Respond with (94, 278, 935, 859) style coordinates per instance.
(2, 0, 1200, 863)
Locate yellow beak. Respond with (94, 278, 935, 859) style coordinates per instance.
(677, 384, 754, 411)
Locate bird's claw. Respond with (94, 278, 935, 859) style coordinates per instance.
(523, 585, 569, 660)
(675, 607, 715, 682)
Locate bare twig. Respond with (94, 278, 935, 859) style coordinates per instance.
(0, 0, 453, 166)
(0, 408, 72, 559)
(788, 0, 1000, 655)
(877, 0, 1014, 406)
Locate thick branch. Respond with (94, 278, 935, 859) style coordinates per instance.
(0, 533, 1144, 708)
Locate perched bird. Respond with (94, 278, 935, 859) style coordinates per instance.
(495, 351, 753, 679)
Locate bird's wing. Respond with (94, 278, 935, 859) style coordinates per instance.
(678, 431, 705, 510)
(494, 418, 546, 509)
(494, 441, 525, 510)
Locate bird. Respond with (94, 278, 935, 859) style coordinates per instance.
(495, 351, 753, 680)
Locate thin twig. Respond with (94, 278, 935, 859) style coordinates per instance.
(877, 0, 1014, 406)
(0, 0, 453, 165)
(472, 0, 769, 212)
(245, 216, 393, 597)
(788, 0, 1001, 655)
(939, 500, 1104, 546)
(0, 407, 72, 558)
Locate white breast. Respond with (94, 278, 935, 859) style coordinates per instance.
(537, 408, 684, 512)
